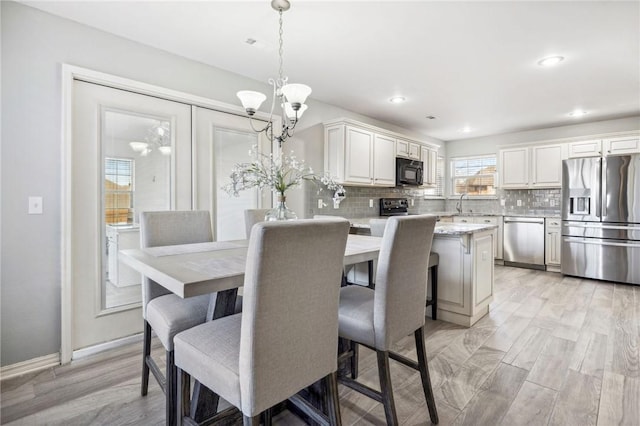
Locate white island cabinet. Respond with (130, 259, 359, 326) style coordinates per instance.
(431, 224, 495, 327)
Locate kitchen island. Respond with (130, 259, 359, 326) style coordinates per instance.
(350, 219, 496, 327)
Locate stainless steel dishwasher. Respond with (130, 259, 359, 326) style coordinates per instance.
(503, 216, 546, 270)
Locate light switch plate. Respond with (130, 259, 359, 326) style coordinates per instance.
(28, 196, 43, 214)
(317, 199, 324, 209)
(369, 199, 374, 208)
(517, 199, 522, 207)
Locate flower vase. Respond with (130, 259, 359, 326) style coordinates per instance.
(266, 195, 298, 221)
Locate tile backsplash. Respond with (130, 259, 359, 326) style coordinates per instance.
(305, 185, 561, 218)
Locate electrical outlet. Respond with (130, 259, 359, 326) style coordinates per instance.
(333, 200, 340, 209)
(550, 199, 556, 207)
(411, 199, 415, 206)
(28, 196, 43, 214)
(317, 199, 323, 209)
(369, 199, 374, 208)
(517, 199, 522, 207)
(500, 198, 506, 207)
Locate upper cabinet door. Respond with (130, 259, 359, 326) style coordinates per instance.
(373, 134, 396, 186)
(344, 126, 374, 184)
(568, 139, 602, 158)
(421, 146, 437, 186)
(397, 138, 420, 159)
(500, 147, 529, 188)
(531, 144, 565, 188)
(603, 135, 640, 155)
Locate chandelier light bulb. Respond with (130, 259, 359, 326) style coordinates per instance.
(283, 102, 308, 120)
(537, 56, 564, 67)
(281, 84, 312, 109)
(237, 91, 267, 115)
(129, 141, 149, 152)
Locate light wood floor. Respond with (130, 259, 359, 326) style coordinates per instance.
(2, 266, 639, 425)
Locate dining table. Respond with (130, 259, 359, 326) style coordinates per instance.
(119, 233, 383, 424)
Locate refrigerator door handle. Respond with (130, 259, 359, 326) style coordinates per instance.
(563, 237, 640, 248)
(563, 223, 640, 231)
(600, 157, 606, 218)
(595, 158, 602, 219)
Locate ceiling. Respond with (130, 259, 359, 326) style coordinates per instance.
(22, 1, 640, 142)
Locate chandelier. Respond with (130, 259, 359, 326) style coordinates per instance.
(236, 0, 311, 148)
(129, 121, 171, 156)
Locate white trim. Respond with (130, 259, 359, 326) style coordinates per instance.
(60, 64, 273, 364)
(496, 129, 640, 150)
(72, 333, 143, 360)
(0, 353, 60, 381)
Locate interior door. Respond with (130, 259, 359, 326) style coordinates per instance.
(71, 81, 192, 352)
(194, 107, 271, 241)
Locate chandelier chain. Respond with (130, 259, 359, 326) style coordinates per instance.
(278, 9, 284, 83)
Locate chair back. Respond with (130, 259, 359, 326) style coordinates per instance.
(239, 219, 350, 415)
(373, 215, 436, 350)
(139, 211, 213, 315)
(369, 218, 388, 237)
(244, 209, 270, 239)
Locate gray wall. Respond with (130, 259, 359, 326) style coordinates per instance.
(0, 1, 441, 366)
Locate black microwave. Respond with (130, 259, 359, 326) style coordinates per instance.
(396, 157, 423, 186)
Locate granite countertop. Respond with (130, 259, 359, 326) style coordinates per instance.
(418, 211, 561, 219)
(349, 218, 497, 235)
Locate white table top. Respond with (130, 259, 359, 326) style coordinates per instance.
(120, 235, 382, 299)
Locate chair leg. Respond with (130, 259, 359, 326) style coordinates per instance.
(141, 320, 152, 396)
(325, 372, 343, 426)
(431, 265, 438, 320)
(376, 351, 399, 426)
(176, 367, 190, 425)
(262, 408, 273, 426)
(166, 350, 177, 426)
(243, 414, 260, 426)
(414, 327, 439, 424)
(350, 341, 359, 379)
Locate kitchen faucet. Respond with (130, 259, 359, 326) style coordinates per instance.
(456, 193, 468, 214)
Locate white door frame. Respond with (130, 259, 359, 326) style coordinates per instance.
(60, 64, 276, 363)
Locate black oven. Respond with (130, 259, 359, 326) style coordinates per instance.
(396, 157, 423, 186)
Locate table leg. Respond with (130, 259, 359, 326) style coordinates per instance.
(191, 289, 238, 422)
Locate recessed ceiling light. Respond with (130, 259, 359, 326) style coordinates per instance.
(460, 126, 473, 133)
(245, 38, 257, 45)
(568, 110, 588, 117)
(538, 56, 564, 67)
(389, 96, 406, 104)
(425, 115, 436, 120)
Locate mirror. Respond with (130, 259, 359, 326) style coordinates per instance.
(102, 110, 172, 310)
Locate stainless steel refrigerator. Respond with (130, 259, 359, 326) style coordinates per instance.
(561, 154, 640, 285)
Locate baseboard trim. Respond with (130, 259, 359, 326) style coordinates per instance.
(72, 333, 143, 361)
(1, 353, 61, 381)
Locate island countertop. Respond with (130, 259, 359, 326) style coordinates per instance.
(349, 218, 497, 235)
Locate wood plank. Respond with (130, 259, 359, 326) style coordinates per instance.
(598, 371, 640, 426)
(484, 315, 532, 352)
(436, 326, 496, 366)
(500, 381, 557, 426)
(548, 370, 601, 426)
(454, 363, 528, 426)
(569, 331, 607, 379)
(527, 336, 576, 390)
(505, 326, 551, 371)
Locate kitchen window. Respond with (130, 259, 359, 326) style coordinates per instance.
(424, 156, 444, 197)
(450, 155, 496, 196)
(105, 157, 134, 224)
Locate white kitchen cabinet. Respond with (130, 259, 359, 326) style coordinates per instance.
(545, 218, 561, 272)
(603, 135, 640, 155)
(499, 147, 529, 188)
(324, 122, 395, 187)
(420, 145, 438, 186)
(531, 144, 565, 188)
(432, 229, 494, 327)
(373, 134, 396, 186)
(568, 139, 602, 158)
(106, 225, 141, 287)
(499, 144, 564, 188)
(397, 139, 420, 160)
(453, 215, 502, 259)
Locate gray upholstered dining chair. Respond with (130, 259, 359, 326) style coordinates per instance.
(244, 208, 270, 239)
(139, 210, 215, 426)
(339, 215, 439, 425)
(174, 219, 350, 426)
(370, 218, 439, 320)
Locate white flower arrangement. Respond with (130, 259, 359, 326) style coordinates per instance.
(222, 146, 345, 201)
